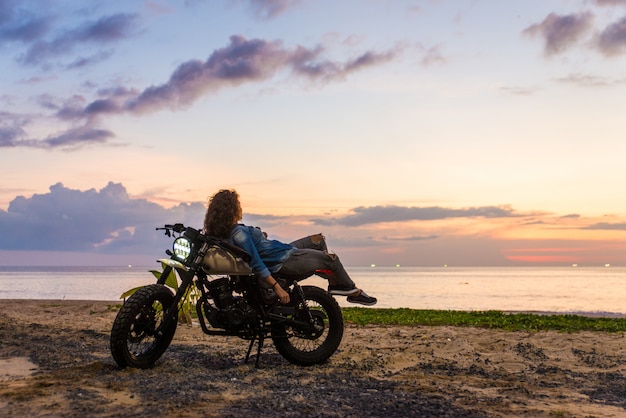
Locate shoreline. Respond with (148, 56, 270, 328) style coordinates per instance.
(2, 300, 626, 416)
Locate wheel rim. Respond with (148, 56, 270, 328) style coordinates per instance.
(282, 299, 331, 353)
(127, 299, 167, 360)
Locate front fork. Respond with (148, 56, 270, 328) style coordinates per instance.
(156, 265, 195, 335)
(156, 265, 173, 285)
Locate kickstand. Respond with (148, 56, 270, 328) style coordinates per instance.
(244, 334, 265, 368)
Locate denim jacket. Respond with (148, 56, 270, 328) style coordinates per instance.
(230, 224, 295, 279)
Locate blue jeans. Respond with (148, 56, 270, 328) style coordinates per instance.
(276, 234, 356, 289)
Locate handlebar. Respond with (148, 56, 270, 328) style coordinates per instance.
(160, 223, 186, 233)
(156, 223, 187, 236)
(155, 223, 251, 262)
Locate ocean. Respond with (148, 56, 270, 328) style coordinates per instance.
(1, 265, 625, 316)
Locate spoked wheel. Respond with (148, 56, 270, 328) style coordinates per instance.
(110, 284, 177, 369)
(271, 285, 344, 366)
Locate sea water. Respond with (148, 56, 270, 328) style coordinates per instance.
(1, 266, 625, 315)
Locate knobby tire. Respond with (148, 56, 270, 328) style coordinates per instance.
(272, 285, 344, 366)
(110, 284, 177, 369)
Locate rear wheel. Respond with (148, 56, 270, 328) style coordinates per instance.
(272, 285, 344, 366)
(110, 284, 177, 369)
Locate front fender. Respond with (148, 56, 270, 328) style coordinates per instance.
(157, 258, 189, 272)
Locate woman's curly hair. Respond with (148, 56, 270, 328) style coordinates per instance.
(203, 189, 242, 238)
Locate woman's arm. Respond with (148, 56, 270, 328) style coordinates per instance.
(231, 225, 290, 304)
(231, 225, 272, 278)
(263, 275, 290, 304)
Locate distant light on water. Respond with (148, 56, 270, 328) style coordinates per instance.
(4, 266, 626, 315)
(336, 266, 626, 314)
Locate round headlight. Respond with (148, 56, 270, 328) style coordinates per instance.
(173, 237, 192, 261)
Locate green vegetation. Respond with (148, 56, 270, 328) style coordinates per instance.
(341, 308, 626, 333)
(119, 263, 200, 324)
(118, 271, 626, 332)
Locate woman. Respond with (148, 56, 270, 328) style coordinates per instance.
(203, 189, 377, 306)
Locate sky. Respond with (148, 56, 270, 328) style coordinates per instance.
(1, 0, 626, 267)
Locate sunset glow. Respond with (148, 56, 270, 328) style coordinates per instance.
(2, 1, 626, 266)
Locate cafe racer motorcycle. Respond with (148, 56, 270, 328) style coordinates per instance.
(110, 223, 344, 368)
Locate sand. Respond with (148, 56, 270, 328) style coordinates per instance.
(1, 299, 626, 417)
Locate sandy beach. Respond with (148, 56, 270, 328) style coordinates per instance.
(1, 300, 626, 417)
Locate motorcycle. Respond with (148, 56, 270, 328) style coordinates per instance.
(110, 223, 344, 368)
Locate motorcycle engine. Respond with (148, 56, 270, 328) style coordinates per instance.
(206, 277, 255, 330)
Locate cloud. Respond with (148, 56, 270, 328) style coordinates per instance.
(19, 13, 139, 67)
(524, 7, 626, 58)
(594, 0, 626, 6)
(66, 50, 114, 70)
(2, 182, 623, 265)
(555, 73, 626, 87)
(584, 222, 626, 230)
(288, 45, 397, 82)
(5, 35, 396, 150)
(417, 44, 447, 66)
(521, 219, 546, 226)
(6, 34, 396, 149)
(122, 35, 397, 115)
(244, 213, 292, 223)
(40, 124, 115, 149)
(0, 111, 30, 147)
(1, 1, 141, 72)
(384, 235, 439, 241)
(3, 0, 399, 151)
(0, 104, 116, 150)
(4, 3, 398, 151)
(246, 0, 301, 19)
(311, 205, 519, 227)
(499, 85, 540, 96)
(594, 16, 626, 56)
(0, 1, 51, 44)
(0, 182, 206, 253)
(1, 1, 139, 67)
(523, 12, 594, 56)
(0, 124, 27, 147)
(125, 35, 292, 114)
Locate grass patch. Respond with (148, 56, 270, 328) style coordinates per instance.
(106, 299, 626, 332)
(341, 308, 626, 333)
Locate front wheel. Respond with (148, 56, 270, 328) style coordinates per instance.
(271, 285, 344, 366)
(110, 284, 177, 369)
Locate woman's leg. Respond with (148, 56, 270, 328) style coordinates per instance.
(277, 248, 357, 293)
(288, 234, 338, 284)
(288, 234, 349, 285)
(289, 233, 328, 251)
(283, 234, 377, 305)
(278, 244, 378, 306)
